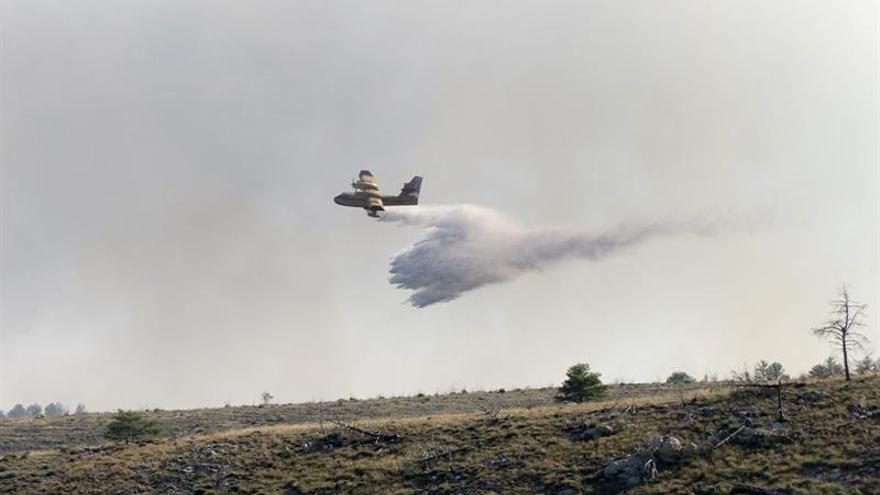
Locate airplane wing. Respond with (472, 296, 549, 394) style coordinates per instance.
(381, 176, 422, 206)
(354, 170, 380, 192)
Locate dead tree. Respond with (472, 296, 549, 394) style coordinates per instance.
(811, 286, 868, 382)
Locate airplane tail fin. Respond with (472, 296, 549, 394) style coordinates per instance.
(400, 176, 422, 202)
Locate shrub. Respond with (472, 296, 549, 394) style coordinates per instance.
(666, 372, 696, 385)
(104, 410, 161, 444)
(809, 356, 844, 378)
(557, 363, 606, 403)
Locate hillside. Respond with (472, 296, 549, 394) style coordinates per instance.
(0, 382, 703, 455)
(0, 377, 878, 494)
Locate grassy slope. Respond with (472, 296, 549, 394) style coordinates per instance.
(0, 383, 700, 454)
(0, 377, 878, 494)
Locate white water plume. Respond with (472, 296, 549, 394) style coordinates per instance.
(379, 205, 701, 308)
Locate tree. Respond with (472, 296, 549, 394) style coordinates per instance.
(104, 410, 161, 444)
(557, 363, 606, 403)
(855, 356, 877, 375)
(730, 367, 753, 384)
(666, 372, 696, 385)
(754, 361, 788, 382)
(75, 403, 87, 415)
(25, 404, 42, 417)
(7, 404, 27, 418)
(261, 392, 274, 405)
(812, 286, 869, 381)
(44, 402, 68, 417)
(809, 356, 844, 378)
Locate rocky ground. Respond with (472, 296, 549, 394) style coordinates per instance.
(0, 377, 878, 494)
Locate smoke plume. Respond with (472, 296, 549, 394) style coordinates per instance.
(380, 205, 691, 308)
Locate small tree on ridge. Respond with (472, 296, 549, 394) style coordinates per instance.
(557, 363, 606, 403)
(104, 410, 161, 444)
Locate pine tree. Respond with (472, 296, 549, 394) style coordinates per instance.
(557, 363, 606, 402)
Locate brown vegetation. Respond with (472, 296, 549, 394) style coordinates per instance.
(0, 377, 877, 494)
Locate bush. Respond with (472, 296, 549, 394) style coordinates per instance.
(557, 363, 606, 403)
(666, 372, 696, 385)
(809, 356, 844, 378)
(104, 410, 161, 444)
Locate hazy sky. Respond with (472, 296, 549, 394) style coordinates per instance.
(2, 1, 878, 411)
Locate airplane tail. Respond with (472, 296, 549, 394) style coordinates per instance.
(400, 176, 422, 202)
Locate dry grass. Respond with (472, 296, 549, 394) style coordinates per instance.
(0, 377, 877, 494)
(0, 381, 714, 454)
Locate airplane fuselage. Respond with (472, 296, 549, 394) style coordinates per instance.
(335, 171, 422, 218)
(333, 191, 381, 208)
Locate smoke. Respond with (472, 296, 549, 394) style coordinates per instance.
(380, 205, 697, 308)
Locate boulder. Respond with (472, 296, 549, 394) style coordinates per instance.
(583, 424, 615, 440)
(603, 453, 652, 488)
(651, 435, 683, 463)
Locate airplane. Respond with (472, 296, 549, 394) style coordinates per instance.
(334, 170, 422, 218)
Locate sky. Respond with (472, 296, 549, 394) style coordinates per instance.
(1, 0, 878, 411)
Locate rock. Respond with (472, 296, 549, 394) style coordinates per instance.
(699, 406, 717, 416)
(0, 471, 15, 480)
(799, 391, 824, 404)
(733, 426, 791, 448)
(603, 454, 651, 488)
(583, 424, 615, 440)
(568, 423, 615, 441)
(651, 435, 684, 463)
(282, 483, 303, 495)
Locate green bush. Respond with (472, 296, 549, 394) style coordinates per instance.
(666, 371, 696, 385)
(104, 410, 161, 444)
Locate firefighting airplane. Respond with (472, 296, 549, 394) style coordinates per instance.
(334, 170, 423, 218)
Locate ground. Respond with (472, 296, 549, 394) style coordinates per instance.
(0, 377, 877, 494)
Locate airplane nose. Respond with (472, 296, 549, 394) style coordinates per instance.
(333, 194, 345, 205)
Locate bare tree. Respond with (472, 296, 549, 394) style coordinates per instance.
(261, 392, 274, 405)
(811, 286, 868, 381)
